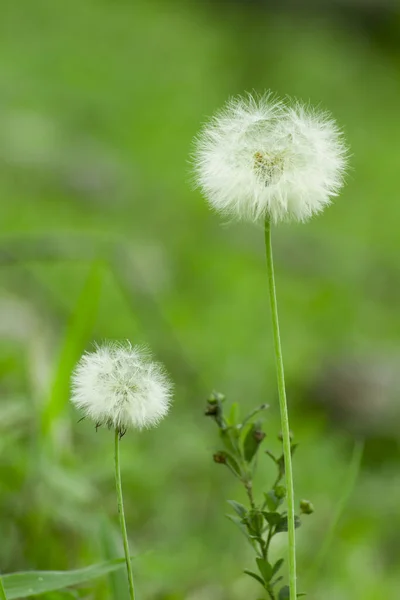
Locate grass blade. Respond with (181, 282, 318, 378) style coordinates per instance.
(0, 577, 7, 600)
(306, 439, 364, 584)
(2, 558, 127, 599)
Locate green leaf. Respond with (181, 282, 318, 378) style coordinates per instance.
(41, 262, 103, 440)
(227, 500, 247, 519)
(226, 515, 256, 549)
(100, 518, 130, 600)
(264, 490, 281, 511)
(243, 423, 264, 463)
(262, 511, 281, 527)
(275, 515, 301, 533)
(0, 578, 7, 600)
(278, 585, 290, 599)
(243, 570, 265, 589)
(272, 558, 284, 576)
(224, 452, 242, 477)
(2, 559, 127, 599)
(256, 558, 273, 583)
(219, 429, 239, 456)
(227, 402, 240, 426)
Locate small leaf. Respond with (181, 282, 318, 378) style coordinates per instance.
(256, 558, 273, 583)
(226, 515, 256, 549)
(2, 559, 127, 599)
(278, 585, 290, 599)
(227, 402, 240, 426)
(243, 570, 265, 589)
(264, 490, 281, 511)
(272, 558, 284, 576)
(243, 423, 265, 463)
(219, 429, 237, 455)
(262, 511, 281, 527)
(224, 452, 242, 477)
(227, 500, 247, 519)
(275, 515, 301, 533)
(0, 579, 7, 600)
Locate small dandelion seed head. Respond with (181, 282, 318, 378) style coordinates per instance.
(192, 92, 348, 223)
(70, 342, 173, 431)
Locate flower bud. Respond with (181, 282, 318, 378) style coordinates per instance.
(275, 485, 286, 499)
(300, 499, 314, 515)
(213, 451, 227, 465)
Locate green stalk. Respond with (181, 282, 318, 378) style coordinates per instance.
(0, 577, 7, 600)
(264, 219, 297, 600)
(114, 429, 135, 600)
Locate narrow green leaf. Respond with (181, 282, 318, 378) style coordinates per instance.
(2, 559, 127, 599)
(243, 570, 265, 589)
(227, 500, 247, 519)
(219, 429, 238, 456)
(272, 558, 284, 576)
(41, 262, 103, 439)
(241, 404, 269, 427)
(262, 511, 281, 527)
(256, 558, 273, 583)
(100, 518, 130, 600)
(224, 452, 242, 477)
(226, 515, 256, 549)
(227, 402, 240, 426)
(243, 423, 264, 463)
(0, 578, 7, 600)
(306, 440, 364, 586)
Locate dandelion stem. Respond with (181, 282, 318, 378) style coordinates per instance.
(114, 428, 135, 600)
(264, 218, 297, 600)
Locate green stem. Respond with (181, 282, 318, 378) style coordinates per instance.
(114, 428, 135, 600)
(0, 577, 7, 600)
(264, 219, 297, 600)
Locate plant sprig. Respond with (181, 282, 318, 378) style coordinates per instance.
(206, 392, 313, 600)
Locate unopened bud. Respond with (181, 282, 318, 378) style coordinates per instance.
(275, 485, 286, 499)
(205, 404, 219, 417)
(253, 429, 266, 443)
(300, 499, 314, 515)
(213, 451, 227, 465)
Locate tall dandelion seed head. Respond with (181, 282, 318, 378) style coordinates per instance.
(193, 93, 348, 223)
(71, 342, 172, 431)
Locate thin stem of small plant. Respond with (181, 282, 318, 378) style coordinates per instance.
(264, 219, 297, 600)
(114, 428, 135, 600)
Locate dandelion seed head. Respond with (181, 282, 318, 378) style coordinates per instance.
(71, 342, 172, 431)
(193, 93, 348, 223)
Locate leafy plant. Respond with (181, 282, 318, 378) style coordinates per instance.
(206, 392, 313, 600)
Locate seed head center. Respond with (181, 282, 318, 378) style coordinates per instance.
(254, 151, 285, 186)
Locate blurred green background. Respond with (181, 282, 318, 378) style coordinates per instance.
(1, 1, 400, 598)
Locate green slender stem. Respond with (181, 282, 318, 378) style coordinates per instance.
(0, 576, 7, 600)
(114, 429, 135, 600)
(264, 219, 297, 600)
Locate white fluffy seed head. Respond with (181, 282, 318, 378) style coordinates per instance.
(71, 342, 172, 432)
(193, 93, 348, 223)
